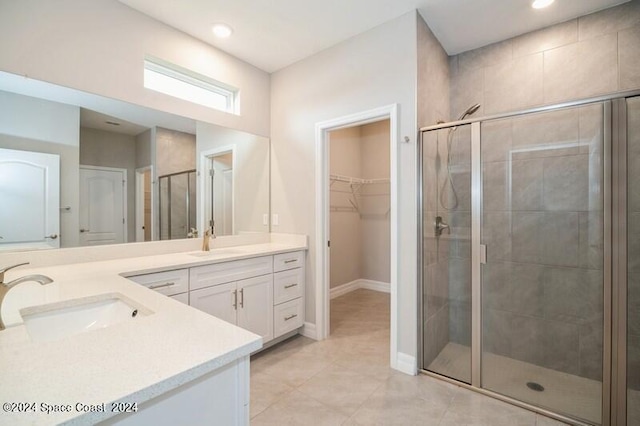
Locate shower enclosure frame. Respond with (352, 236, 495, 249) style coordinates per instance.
(417, 89, 640, 426)
(158, 169, 196, 240)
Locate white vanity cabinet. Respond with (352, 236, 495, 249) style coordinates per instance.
(190, 275, 274, 342)
(272, 252, 305, 338)
(189, 256, 274, 342)
(127, 250, 305, 345)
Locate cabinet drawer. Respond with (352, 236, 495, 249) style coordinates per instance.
(190, 256, 273, 291)
(274, 298, 304, 338)
(128, 269, 189, 296)
(273, 268, 304, 305)
(170, 292, 189, 305)
(273, 251, 304, 272)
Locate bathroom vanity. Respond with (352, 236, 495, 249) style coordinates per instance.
(0, 236, 307, 425)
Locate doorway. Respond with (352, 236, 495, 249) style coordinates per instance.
(79, 165, 127, 246)
(315, 104, 400, 370)
(135, 166, 153, 242)
(200, 147, 235, 237)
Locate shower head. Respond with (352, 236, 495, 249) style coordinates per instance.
(457, 103, 481, 121)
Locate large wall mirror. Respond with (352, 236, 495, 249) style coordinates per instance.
(0, 71, 270, 252)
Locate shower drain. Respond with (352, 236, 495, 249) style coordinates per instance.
(526, 382, 545, 392)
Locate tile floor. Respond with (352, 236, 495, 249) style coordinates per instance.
(249, 289, 568, 425)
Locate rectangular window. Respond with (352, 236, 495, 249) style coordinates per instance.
(144, 58, 238, 114)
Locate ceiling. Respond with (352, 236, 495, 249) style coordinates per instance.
(80, 109, 148, 136)
(118, 0, 629, 73)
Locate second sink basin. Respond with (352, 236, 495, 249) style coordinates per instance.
(21, 293, 152, 343)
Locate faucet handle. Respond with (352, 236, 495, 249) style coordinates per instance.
(0, 262, 29, 284)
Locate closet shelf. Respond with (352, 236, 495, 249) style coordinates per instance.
(329, 174, 389, 185)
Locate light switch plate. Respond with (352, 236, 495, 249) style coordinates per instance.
(263, 214, 268, 226)
(272, 214, 279, 226)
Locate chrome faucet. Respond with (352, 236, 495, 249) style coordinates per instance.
(201, 224, 217, 252)
(0, 263, 54, 330)
(202, 227, 211, 251)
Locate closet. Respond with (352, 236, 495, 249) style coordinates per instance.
(328, 119, 390, 334)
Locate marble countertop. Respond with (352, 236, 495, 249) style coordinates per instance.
(0, 241, 306, 425)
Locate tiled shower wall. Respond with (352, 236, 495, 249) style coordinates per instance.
(450, 1, 640, 121)
(417, 13, 453, 368)
(440, 1, 640, 380)
(479, 104, 604, 380)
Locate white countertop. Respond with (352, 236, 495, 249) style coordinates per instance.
(0, 241, 306, 425)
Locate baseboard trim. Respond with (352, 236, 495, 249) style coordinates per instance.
(330, 279, 390, 299)
(396, 352, 417, 376)
(301, 322, 318, 340)
(359, 279, 391, 293)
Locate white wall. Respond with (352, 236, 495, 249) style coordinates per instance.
(270, 11, 418, 360)
(0, 0, 270, 137)
(0, 90, 79, 145)
(0, 91, 80, 248)
(360, 120, 390, 284)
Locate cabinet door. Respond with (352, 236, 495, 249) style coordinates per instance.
(190, 282, 237, 325)
(237, 275, 273, 343)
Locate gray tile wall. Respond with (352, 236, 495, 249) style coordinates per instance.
(446, 1, 640, 382)
(450, 1, 640, 120)
(480, 105, 604, 381)
(418, 12, 454, 370)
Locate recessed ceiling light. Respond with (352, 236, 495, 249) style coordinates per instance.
(532, 0, 555, 9)
(212, 23, 233, 38)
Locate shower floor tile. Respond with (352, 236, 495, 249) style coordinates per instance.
(428, 342, 601, 424)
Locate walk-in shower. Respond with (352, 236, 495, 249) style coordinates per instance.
(419, 92, 640, 426)
(158, 169, 196, 240)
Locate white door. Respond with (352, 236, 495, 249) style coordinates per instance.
(0, 148, 60, 250)
(190, 282, 237, 325)
(222, 169, 233, 235)
(79, 166, 126, 246)
(237, 275, 273, 342)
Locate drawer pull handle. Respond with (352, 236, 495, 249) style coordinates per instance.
(284, 283, 298, 289)
(233, 289, 238, 309)
(284, 314, 298, 321)
(239, 288, 244, 308)
(284, 259, 297, 264)
(149, 282, 175, 290)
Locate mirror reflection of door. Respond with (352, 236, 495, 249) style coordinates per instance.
(0, 148, 60, 250)
(209, 152, 233, 236)
(79, 166, 126, 246)
(135, 167, 153, 242)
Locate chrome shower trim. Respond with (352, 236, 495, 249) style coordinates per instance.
(419, 89, 640, 132)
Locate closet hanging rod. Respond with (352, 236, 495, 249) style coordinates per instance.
(329, 173, 389, 184)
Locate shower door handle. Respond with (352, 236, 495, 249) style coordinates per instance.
(480, 244, 487, 264)
(435, 216, 450, 236)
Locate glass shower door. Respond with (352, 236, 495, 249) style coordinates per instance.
(627, 96, 640, 426)
(422, 124, 472, 384)
(480, 104, 605, 424)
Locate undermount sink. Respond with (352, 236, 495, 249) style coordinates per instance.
(188, 248, 247, 258)
(20, 293, 151, 343)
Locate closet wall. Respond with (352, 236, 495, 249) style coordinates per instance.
(329, 120, 390, 290)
